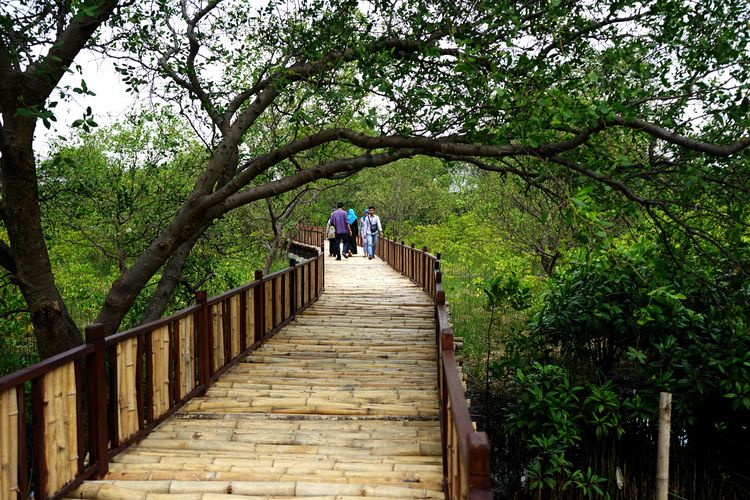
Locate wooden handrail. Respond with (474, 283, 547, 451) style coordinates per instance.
(297, 224, 492, 499)
(0, 240, 324, 500)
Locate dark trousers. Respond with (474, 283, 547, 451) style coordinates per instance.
(328, 238, 336, 256)
(334, 233, 348, 258)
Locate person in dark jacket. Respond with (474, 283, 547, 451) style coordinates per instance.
(329, 202, 351, 260)
(346, 208, 359, 256)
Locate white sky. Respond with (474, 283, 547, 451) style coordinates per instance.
(35, 50, 136, 155)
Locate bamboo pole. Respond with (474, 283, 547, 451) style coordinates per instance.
(152, 325, 170, 419)
(231, 295, 241, 358)
(245, 289, 254, 348)
(179, 316, 195, 398)
(265, 279, 273, 334)
(211, 304, 224, 372)
(1, 388, 19, 500)
(41, 363, 78, 495)
(118, 338, 139, 442)
(64, 362, 78, 482)
(656, 392, 672, 500)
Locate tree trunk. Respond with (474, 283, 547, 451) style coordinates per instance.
(263, 234, 282, 275)
(139, 226, 206, 323)
(0, 0, 122, 358)
(1, 128, 82, 358)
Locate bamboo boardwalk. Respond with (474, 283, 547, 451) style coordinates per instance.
(68, 248, 443, 499)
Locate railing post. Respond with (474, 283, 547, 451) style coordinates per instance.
(400, 241, 405, 274)
(239, 290, 248, 352)
(434, 253, 441, 298)
(320, 251, 325, 292)
(195, 291, 210, 392)
(410, 243, 415, 280)
(254, 270, 265, 344)
(468, 432, 492, 499)
(289, 259, 297, 319)
(85, 324, 109, 479)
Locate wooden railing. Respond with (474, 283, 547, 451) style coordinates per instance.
(0, 242, 324, 500)
(376, 237, 492, 500)
(295, 224, 492, 499)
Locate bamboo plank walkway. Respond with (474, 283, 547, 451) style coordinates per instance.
(68, 249, 443, 499)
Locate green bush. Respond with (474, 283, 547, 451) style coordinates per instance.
(500, 240, 750, 497)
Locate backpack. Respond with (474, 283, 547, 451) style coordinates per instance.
(368, 216, 378, 234)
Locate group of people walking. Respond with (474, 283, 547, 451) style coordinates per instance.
(326, 202, 383, 260)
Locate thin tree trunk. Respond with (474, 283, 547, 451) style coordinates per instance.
(263, 235, 282, 275)
(656, 392, 672, 500)
(139, 226, 207, 323)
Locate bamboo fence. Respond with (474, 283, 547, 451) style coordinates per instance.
(0, 243, 324, 500)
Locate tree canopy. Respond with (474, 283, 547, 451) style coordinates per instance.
(1, 0, 749, 358)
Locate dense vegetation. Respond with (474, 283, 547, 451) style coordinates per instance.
(313, 157, 750, 499)
(2, 0, 749, 498)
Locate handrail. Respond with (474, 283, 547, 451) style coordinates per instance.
(0, 240, 324, 500)
(297, 225, 492, 499)
(376, 235, 492, 500)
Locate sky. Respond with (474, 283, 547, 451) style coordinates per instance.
(34, 50, 136, 154)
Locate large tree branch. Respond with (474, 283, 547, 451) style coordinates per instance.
(616, 117, 750, 156)
(22, 0, 119, 104)
(139, 222, 210, 323)
(221, 150, 414, 213)
(203, 113, 749, 215)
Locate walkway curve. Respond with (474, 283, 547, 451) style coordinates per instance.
(67, 249, 443, 499)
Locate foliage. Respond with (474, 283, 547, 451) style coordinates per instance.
(498, 239, 750, 497)
(506, 363, 616, 498)
(0, 272, 37, 377)
(481, 275, 532, 313)
(3, 0, 750, 361)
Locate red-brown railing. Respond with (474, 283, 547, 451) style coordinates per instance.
(0, 240, 324, 500)
(296, 224, 492, 498)
(377, 236, 492, 500)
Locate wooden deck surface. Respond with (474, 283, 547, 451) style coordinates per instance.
(68, 249, 443, 499)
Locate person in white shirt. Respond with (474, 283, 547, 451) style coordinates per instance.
(360, 208, 369, 257)
(363, 206, 383, 260)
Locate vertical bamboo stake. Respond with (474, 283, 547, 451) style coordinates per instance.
(245, 287, 255, 348)
(1, 388, 19, 500)
(231, 295, 241, 357)
(656, 392, 672, 500)
(178, 316, 194, 397)
(211, 303, 223, 373)
(63, 363, 78, 483)
(265, 277, 273, 334)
